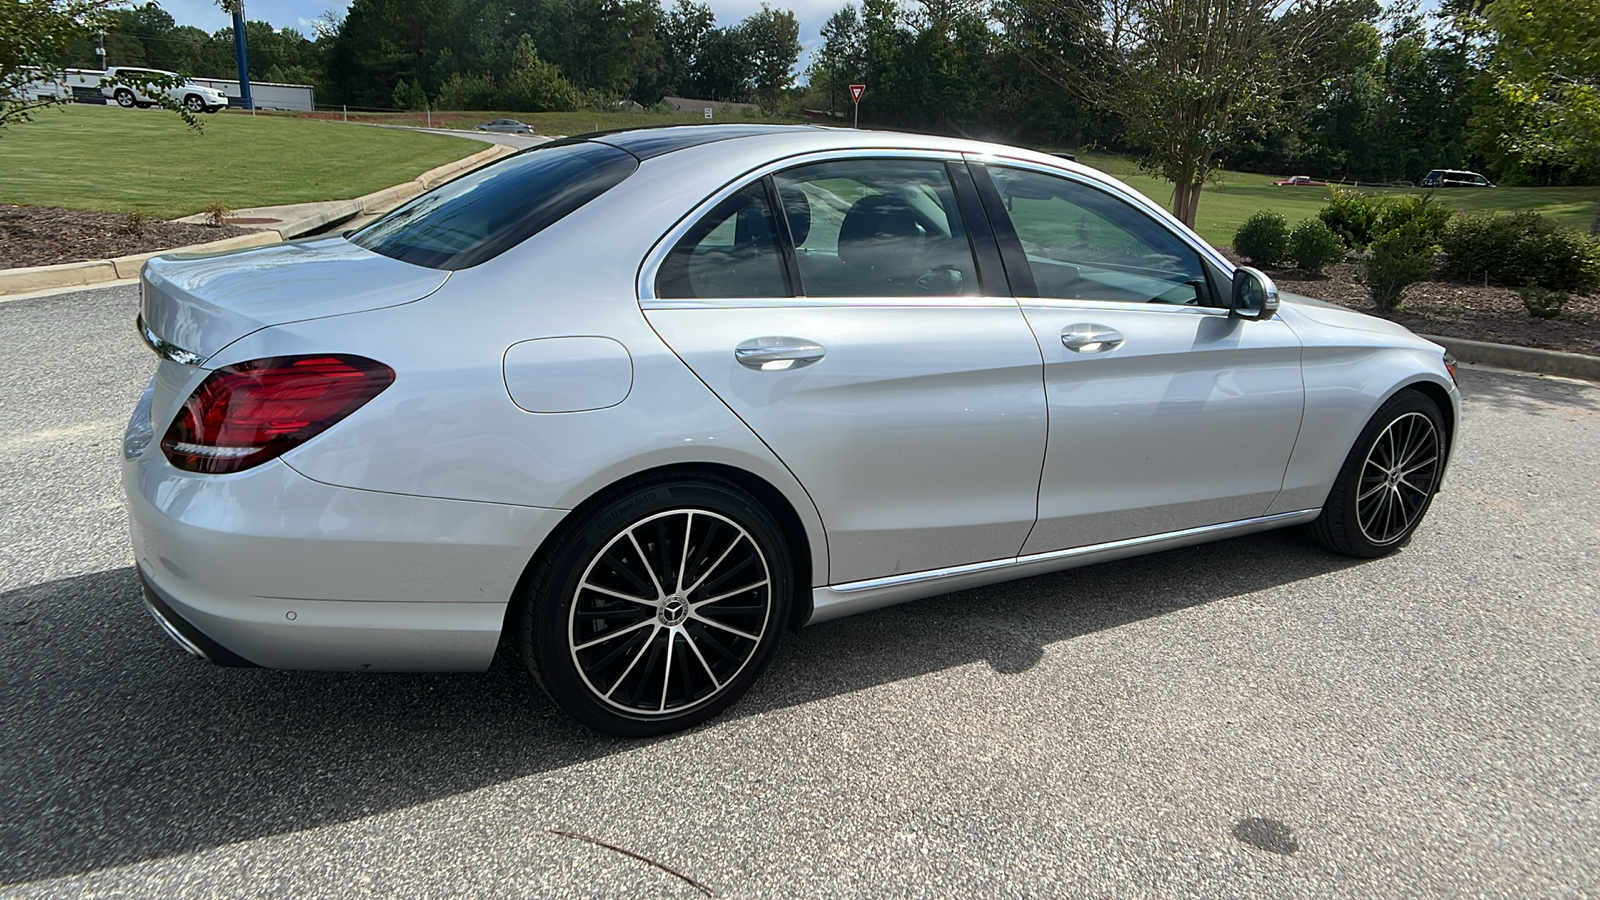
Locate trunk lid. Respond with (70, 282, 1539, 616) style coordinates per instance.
(139, 236, 450, 363)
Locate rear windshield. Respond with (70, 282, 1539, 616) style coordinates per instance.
(350, 141, 638, 270)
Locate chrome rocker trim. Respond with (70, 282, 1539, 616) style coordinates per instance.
(807, 509, 1321, 624)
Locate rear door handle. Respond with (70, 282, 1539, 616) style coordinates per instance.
(1061, 325, 1124, 353)
(736, 336, 826, 370)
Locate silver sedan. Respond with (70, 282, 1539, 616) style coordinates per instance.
(125, 125, 1460, 735)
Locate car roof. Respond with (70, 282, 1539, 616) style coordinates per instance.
(564, 124, 1110, 184)
(573, 124, 827, 160)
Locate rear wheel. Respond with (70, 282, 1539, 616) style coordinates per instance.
(1307, 390, 1446, 558)
(519, 474, 792, 736)
(114, 88, 136, 108)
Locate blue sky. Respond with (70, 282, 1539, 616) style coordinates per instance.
(154, 0, 840, 71)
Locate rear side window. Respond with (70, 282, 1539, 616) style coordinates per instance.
(351, 141, 637, 270)
(655, 183, 789, 299)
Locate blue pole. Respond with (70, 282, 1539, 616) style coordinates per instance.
(231, 5, 253, 110)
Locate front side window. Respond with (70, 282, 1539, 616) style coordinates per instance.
(986, 166, 1214, 306)
(655, 183, 789, 299)
(772, 159, 979, 297)
(351, 141, 638, 270)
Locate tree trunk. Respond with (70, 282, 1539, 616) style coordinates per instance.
(1590, 199, 1599, 236)
(1170, 179, 1204, 228)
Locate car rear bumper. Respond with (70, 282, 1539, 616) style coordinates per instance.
(124, 450, 569, 671)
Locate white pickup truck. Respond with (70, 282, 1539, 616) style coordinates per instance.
(101, 67, 229, 113)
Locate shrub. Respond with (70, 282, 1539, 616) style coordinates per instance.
(1439, 212, 1600, 292)
(1318, 189, 1382, 249)
(201, 201, 231, 227)
(1233, 210, 1290, 266)
(1361, 221, 1437, 311)
(1373, 194, 1452, 244)
(392, 78, 428, 111)
(1520, 285, 1568, 319)
(120, 210, 151, 235)
(1286, 218, 1345, 273)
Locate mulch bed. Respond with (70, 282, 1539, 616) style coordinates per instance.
(1251, 258, 1600, 359)
(0, 204, 253, 270)
(2, 203, 1594, 359)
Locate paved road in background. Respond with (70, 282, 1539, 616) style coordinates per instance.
(2, 283, 1596, 898)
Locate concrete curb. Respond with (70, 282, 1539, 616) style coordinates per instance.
(1422, 334, 1600, 383)
(0, 143, 514, 298)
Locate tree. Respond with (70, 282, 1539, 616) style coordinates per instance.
(740, 3, 799, 113)
(1475, 0, 1600, 227)
(808, 6, 863, 114)
(1010, 0, 1372, 227)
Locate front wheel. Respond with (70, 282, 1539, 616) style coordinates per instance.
(519, 474, 793, 736)
(114, 89, 136, 108)
(1307, 390, 1446, 558)
(184, 94, 205, 113)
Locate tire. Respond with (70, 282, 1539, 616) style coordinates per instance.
(1307, 390, 1446, 558)
(518, 473, 793, 736)
(204, 106, 219, 114)
(114, 89, 136, 108)
(184, 94, 205, 113)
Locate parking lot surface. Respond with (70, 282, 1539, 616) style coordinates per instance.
(1, 284, 1596, 898)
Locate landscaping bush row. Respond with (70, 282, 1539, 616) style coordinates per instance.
(1232, 190, 1600, 314)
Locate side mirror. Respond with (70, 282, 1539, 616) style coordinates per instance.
(1231, 266, 1280, 320)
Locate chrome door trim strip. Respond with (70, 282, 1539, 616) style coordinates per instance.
(136, 314, 206, 366)
(808, 508, 1321, 624)
(643, 295, 1023, 311)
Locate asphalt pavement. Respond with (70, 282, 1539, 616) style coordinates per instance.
(1, 283, 1596, 898)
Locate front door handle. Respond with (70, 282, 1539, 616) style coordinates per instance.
(1061, 325, 1124, 353)
(736, 336, 826, 370)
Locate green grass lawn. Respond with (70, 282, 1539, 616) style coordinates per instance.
(0, 104, 482, 219)
(1104, 164, 1599, 246)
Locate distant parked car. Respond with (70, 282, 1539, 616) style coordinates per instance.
(475, 118, 536, 134)
(1272, 175, 1326, 186)
(101, 67, 228, 114)
(1420, 169, 1494, 188)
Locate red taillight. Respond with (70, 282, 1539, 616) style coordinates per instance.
(161, 355, 394, 474)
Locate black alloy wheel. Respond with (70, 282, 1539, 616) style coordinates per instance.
(1308, 390, 1446, 558)
(519, 473, 792, 737)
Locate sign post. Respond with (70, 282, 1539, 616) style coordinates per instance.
(849, 84, 865, 128)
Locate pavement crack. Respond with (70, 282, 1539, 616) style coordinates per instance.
(549, 828, 714, 896)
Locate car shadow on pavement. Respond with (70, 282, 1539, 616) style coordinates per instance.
(0, 529, 1358, 886)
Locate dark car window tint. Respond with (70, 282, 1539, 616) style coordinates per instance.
(988, 166, 1214, 306)
(771, 159, 979, 297)
(656, 183, 789, 299)
(350, 141, 637, 271)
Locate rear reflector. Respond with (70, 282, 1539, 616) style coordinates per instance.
(161, 355, 394, 474)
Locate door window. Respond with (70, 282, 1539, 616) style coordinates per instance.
(986, 166, 1215, 306)
(772, 159, 979, 297)
(655, 182, 790, 299)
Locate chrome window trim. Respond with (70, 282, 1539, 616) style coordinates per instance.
(961, 152, 1239, 278)
(1016, 297, 1234, 318)
(136, 314, 206, 366)
(638, 147, 980, 310)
